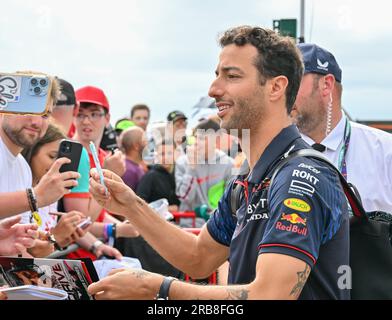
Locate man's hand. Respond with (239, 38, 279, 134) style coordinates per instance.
(94, 243, 122, 260)
(52, 211, 88, 248)
(103, 150, 126, 177)
(34, 158, 80, 208)
(27, 238, 54, 258)
(88, 268, 163, 300)
(89, 168, 138, 217)
(0, 215, 39, 256)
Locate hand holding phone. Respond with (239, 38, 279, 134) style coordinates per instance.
(57, 140, 83, 189)
(89, 141, 108, 195)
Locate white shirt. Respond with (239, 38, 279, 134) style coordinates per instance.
(0, 137, 32, 222)
(301, 113, 392, 212)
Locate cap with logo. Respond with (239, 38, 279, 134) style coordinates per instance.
(56, 78, 76, 106)
(75, 86, 110, 112)
(297, 43, 342, 83)
(167, 110, 187, 123)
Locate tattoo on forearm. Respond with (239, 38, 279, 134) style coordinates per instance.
(290, 264, 311, 298)
(224, 288, 249, 300)
(131, 270, 148, 279)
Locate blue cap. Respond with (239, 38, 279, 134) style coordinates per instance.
(297, 43, 342, 83)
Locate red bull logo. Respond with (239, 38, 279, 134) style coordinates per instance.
(276, 213, 308, 236)
(280, 213, 307, 226)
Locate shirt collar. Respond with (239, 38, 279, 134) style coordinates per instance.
(301, 112, 347, 152)
(248, 125, 302, 184)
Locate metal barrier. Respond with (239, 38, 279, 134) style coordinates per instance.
(171, 211, 196, 227)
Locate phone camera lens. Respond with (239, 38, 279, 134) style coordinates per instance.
(34, 86, 41, 95)
(39, 79, 47, 86)
(30, 78, 38, 86)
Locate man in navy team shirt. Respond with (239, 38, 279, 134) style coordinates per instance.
(87, 26, 350, 300)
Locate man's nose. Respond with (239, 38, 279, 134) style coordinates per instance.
(208, 77, 224, 99)
(29, 115, 44, 127)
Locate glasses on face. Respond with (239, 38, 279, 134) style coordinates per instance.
(76, 112, 105, 122)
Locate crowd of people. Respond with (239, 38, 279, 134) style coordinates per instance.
(0, 24, 391, 300)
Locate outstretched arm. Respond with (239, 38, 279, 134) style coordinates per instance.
(88, 253, 311, 300)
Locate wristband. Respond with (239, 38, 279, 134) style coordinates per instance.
(108, 223, 116, 247)
(26, 188, 39, 224)
(107, 223, 114, 238)
(156, 277, 176, 300)
(112, 223, 117, 239)
(103, 223, 109, 240)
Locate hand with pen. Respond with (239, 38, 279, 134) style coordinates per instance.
(49, 210, 89, 248)
(89, 168, 137, 217)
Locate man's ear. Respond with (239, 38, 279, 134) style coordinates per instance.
(269, 75, 289, 103)
(319, 74, 335, 98)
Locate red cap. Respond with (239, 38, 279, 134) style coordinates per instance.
(75, 86, 110, 112)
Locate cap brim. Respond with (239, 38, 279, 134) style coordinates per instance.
(77, 98, 109, 110)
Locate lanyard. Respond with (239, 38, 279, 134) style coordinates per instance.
(337, 119, 351, 179)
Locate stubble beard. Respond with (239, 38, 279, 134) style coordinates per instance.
(221, 95, 265, 140)
(2, 122, 41, 149)
(294, 95, 326, 138)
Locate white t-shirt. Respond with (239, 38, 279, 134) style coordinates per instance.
(301, 114, 392, 212)
(0, 137, 32, 222)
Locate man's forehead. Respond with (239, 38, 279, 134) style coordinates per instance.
(133, 109, 149, 117)
(217, 44, 258, 69)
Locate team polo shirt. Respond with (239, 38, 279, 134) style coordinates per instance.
(207, 125, 350, 300)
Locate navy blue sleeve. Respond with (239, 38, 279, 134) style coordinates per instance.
(258, 158, 345, 267)
(206, 180, 237, 247)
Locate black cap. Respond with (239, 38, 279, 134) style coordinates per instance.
(56, 78, 76, 105)
(167, 110, 187, 122)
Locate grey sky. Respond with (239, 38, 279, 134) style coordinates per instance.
(1, 0, 390, 126)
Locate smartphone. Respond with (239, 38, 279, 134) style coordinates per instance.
(89, 141, 108, 194)
(57, 139, 83, 180)
(0, 72, 53, 115)
(77, 217, 92, 230)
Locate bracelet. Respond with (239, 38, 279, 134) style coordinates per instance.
(107, 223, 116, 247)
(26, 188, 38, 212)
(26, 188, 41, 225)
(112, 223, 117, 239)
(46, 232, 63, 251)
(103, 223, 109, 240)
(90, 240, 104, 254)
(156, 277, 176, 300)
(107, 223, 114, 238)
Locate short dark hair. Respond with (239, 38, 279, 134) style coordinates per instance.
(79, 102, 108, 115)
(218, 26, 303, 113)
(130, 104, 150, 118)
